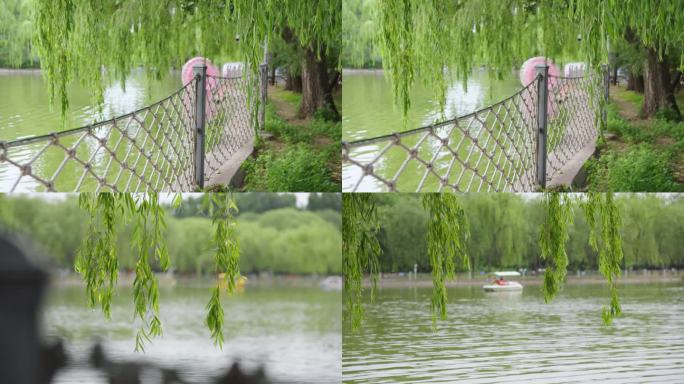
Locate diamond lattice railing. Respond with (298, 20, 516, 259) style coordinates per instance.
(204, 74, 255, 183)
(343, 71, 602, 192)
(545, 73, 601, 181)
(0, 71, 257, 192)
(343, 79, 540, 192)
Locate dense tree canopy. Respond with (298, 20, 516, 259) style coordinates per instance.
(0, 0, 36, 67)
(373, 193, 684, 273)
(0, 195, 341, 276)
(345, 0, 684, 119)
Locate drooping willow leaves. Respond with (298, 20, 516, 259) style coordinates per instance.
(75, 193, 131, 318)
(538, 192, 573, 303)
(75, 193, 240, 351)
(582, 192, 624, 325)
(203, 193, 241, 349)
(130, 193, 170, 351)
(33, 0, 340, 120)
(370, 0, 684, 118)
(342, 193, 381, 329)
(343, 192, 627, 327)
(421, 194, 469, 324)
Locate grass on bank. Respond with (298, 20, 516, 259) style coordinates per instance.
(586, 86, 684, 192)
(240, 86, 341, 192)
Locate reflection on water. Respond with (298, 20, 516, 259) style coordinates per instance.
(342, 69, 521, 141)
(0, 70, 182, 140)
(43, 282, 341, 383)
(343, 283, 684, 383)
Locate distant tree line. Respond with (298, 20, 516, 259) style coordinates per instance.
(173, 193, 340, 217)
(0, 194, 341, 276)
(0, 0, 39, 68)
(375, 194, 684, 273)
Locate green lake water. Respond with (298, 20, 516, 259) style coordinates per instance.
(43, 281, 341, 383)
(0, 71, 182, 191)
(342, 69, 524, 192)
(343, 283, 684, 383)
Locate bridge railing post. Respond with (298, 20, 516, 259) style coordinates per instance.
(535, 64, 549, 190)
(259, 62, 268, 131)
(193, 64, 207, 190)
(601, 63, 609, 130)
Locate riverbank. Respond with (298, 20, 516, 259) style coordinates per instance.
(342, 68, 385, 75)
(584, 85, 684, 191)
(50, 271, 343, 289)
(363, 271, 683, 288)
(0, 68, 41, 75)
(237, 84, 341, 191)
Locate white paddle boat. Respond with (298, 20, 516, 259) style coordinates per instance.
(483, 271, 523, 292)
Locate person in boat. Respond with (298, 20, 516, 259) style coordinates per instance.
(494, 276, 506, 285)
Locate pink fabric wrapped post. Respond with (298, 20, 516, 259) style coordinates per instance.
(181, 57, 222, 120)
(182, 57, 220, 86)
(519, 57, 562, 117)
(519, 56, 560, 88)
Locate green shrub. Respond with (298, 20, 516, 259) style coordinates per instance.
(605, 104, 651, 143)
(591, 145, 681, 192)
(313, 104, 340, 122)
(264, 103, 311, 143)
(244, 143, 338, 192)
(655, 107, 681, 122)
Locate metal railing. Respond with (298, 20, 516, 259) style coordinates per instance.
(343, 65, 607, 192)
(0, 64, 264, 192)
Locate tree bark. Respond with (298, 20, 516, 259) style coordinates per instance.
(642, 48, 680, 118)
(299, 47, 339, 120)
(635, 75, 644, 93)
(627, 74, 635, 91)
(627, 74, 645, 92)
(285, 72, 302, 92)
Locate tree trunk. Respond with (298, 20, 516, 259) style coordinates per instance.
(299, 47, 339, 120)
(642, 48, 680, 118)
(300, 48, 326, 117)
(626, 74, 645, 92)
(270, 66, 276, 86)
(634, 75, 644, 93)
(612, 66, 618, 85)
(627, 74, 636, 90)
(285, 73, 302, 92)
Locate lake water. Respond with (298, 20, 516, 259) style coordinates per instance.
(0, 71, 182, 191)
(341, 69, 522, 142)
(43, 281, 341, 383)
(0, 71, 181, 140)
(343, 283, 684, 383)
(341, 69, 523, 192)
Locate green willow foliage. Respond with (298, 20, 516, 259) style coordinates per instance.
(421, 194, 469, 324)
(75, 193, 127, 319)
(204, 193, 240, 348)
(130, 194, 170, 351)
(369, 0, 684, 118)
(344, 192, 629, 327)
(342, 193, 381, 329)
(538, 192, 573, 303)
(33, 0, 340, 118)
(75, 193, 240, 351)
(582, 192, 624, 324)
